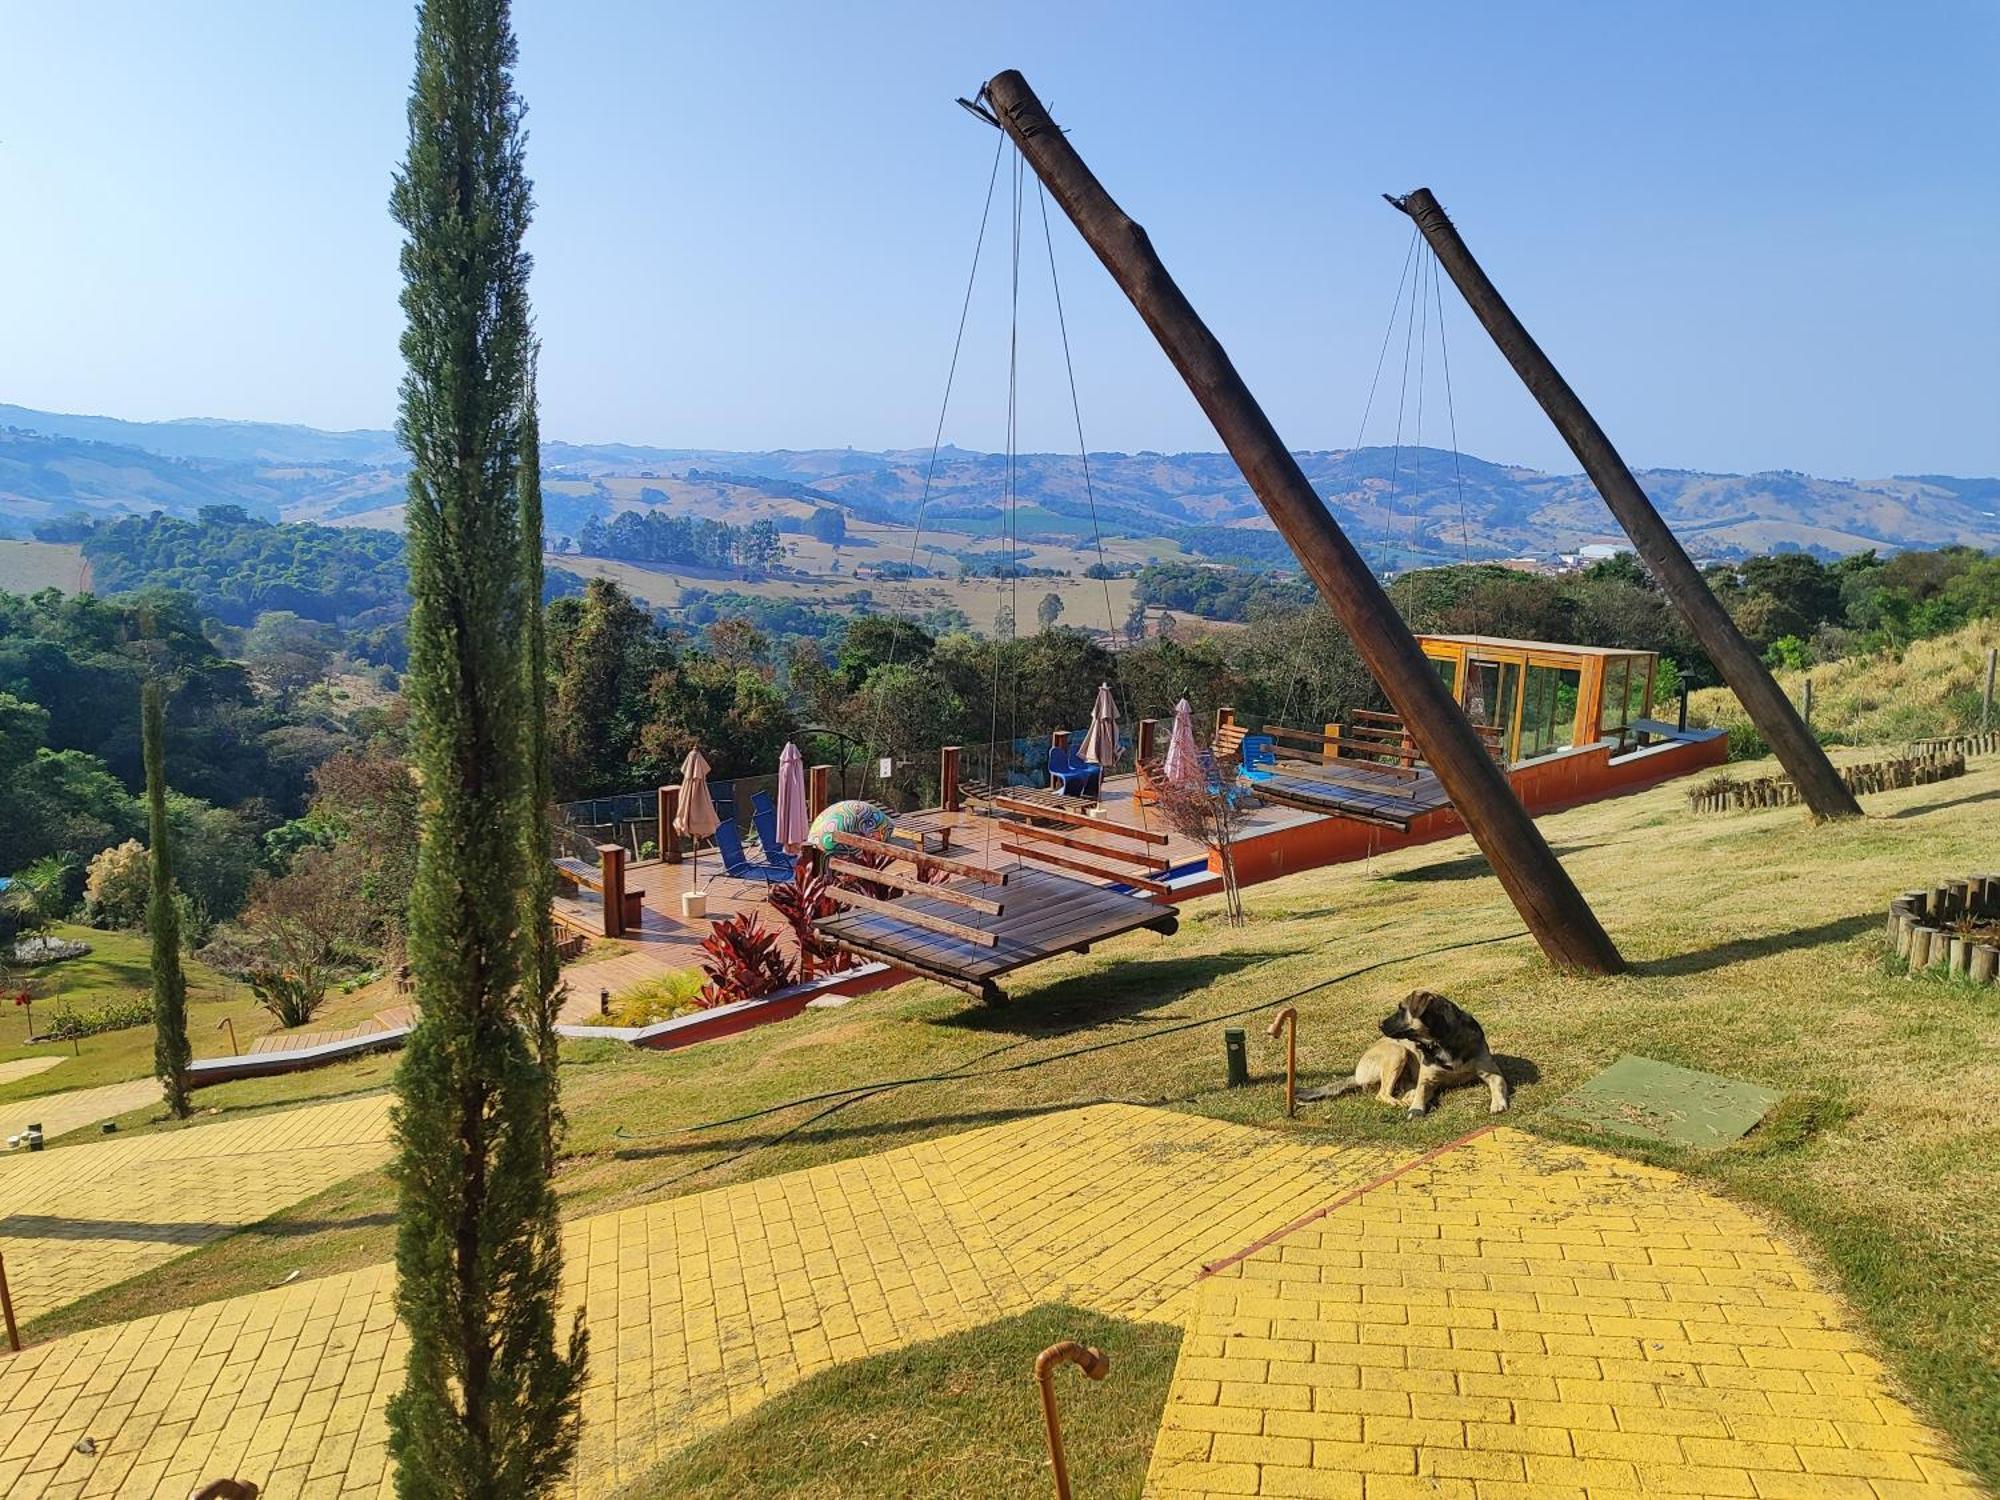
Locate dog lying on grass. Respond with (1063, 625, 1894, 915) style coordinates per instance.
(1299, 989, 1510, 1118)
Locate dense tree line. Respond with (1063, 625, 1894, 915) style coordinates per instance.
(83, 507, 409, 625)
(1133, 561, 1316, 622)
(574, 509, 783, 574)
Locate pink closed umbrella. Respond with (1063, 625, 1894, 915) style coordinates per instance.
(674, 746, 721, 888)
(776, 742, 809, 853)
(1164, 697, 1203, 788)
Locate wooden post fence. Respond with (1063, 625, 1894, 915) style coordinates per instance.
(1388, 187, 1859, 822)
(980, 71, 1623, 973)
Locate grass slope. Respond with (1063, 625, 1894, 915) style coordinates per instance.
(616, 1304, 1181, 1500)
(1690, 616, 2000, 747)
(13, 756, 2000, 1487)
(0, 539, 87, 594)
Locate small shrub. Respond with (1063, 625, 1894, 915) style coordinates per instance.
(40, 995, 154, 1040)
(1725, 721, 1768, 762)
(583, 968, 707, 1028)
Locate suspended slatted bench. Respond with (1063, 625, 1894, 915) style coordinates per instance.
(1212, 709, 1463, 832)
(810, 809, 1179, 1002)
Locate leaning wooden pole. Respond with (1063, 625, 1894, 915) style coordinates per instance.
(1389, 188, 1861, 821)
(979, 71, 1623, 974)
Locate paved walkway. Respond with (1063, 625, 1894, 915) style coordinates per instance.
(0, 1106, 1980, 1499)
(0, 1058, 66, 1089)
(0, 1080, 161, 1149)
(0, 1095, 396, 1325)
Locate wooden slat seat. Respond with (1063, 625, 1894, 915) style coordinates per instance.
(813, 865, 1178, 1002)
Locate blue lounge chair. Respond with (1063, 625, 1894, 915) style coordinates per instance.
(748, 789, 795, 872)
(1238, 733, 1277, 782)
(712, 819, 791, 888)
(1048, 742, 1102, 800)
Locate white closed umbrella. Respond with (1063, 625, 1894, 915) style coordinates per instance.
(1164, 696, 1203, 788)
(1079, 681, 1120, 766)
(776, 742, 809, 852)
(674, 746, 721, 888)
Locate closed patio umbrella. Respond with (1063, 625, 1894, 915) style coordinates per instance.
(1079, 681, 1120, 766)
(1164, 696, 1203, 788)
(776, 741, 808, 852)
(674, 747, 721, 889)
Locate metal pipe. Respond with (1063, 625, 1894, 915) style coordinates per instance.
(979, 70, 1623, 975)
(0, 1252, 18, 1352)
(1387, 187, 1860, 821)
(217, 1017, 238, 1056)
(1036, 1340, 1111, 1500)
(1267, 1007, 1299, 1117)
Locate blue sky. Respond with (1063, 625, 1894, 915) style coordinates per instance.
(3, 2, 1996, 478)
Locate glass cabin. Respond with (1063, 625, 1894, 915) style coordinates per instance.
(1415, 635, 1658, 765)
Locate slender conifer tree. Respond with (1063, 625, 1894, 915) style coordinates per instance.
(385, 3, 584, 1494)
(142, 679, 191, 1119)
(518, 367, 565, 1150)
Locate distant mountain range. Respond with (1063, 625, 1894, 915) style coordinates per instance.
(3, 402, 1993, 567)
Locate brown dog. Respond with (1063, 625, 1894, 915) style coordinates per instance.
(1301, 990, 1511, 1118)
(188, 1480, 259, 1500)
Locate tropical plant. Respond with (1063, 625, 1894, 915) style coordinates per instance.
(766, 862, 846, 981)
(696, 910, 796, 1008)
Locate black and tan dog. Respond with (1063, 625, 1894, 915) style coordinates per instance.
(1300, 990, 1510, 1118)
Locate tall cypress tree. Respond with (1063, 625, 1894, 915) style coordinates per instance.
(142, 679, 190, 1120)
(385, 3, 584, 1495)
(518, 368, 565, 1151)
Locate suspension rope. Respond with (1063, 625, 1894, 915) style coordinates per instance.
(863, 128, 1006, 797)
(1036, 177, 1153, 827)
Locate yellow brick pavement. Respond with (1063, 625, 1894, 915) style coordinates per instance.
(0, 1108, 1981, 1499)
(1146, 1127, 1984, 1500)
(0, 1079, 161, 1150)
(0, 1094, 396, 1324)
(0, 1106, 1408, 1498)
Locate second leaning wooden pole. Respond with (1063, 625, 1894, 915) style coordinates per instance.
(1389, 188, 1860, 821)
(980, 70, 1622, 974)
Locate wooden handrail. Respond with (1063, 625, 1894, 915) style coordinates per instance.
(1002, 820, 1170, 870)
(999, 840, 1173, 896)
(828, 830, 1009, 886)
(827, 858, 1005, 915)
(825, 886, 1000, 947)
(983, 796, 1171, 845)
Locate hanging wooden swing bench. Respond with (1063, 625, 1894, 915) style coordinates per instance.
(810, 805, 1179, 1002)
(1211, 711, 1472, 833)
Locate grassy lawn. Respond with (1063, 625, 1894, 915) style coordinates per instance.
(12, 752, 2000, 1489)
(613, 1304, 1182, 1500)
(0, 922, 400, 1127)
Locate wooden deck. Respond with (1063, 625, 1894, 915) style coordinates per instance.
(814, 865, 1180, 1002)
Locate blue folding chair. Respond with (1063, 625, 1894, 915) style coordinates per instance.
(748, 789, 795, 872)
(711, 819, 792, 888)
(1238, 733, 1278, 782)
(1048, 742, 1102, 800)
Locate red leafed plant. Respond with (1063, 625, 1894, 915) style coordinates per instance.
(696, 910, 796, 1009)
(765, 863, 848, 982)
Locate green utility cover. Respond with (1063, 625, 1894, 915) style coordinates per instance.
(1548, 1054, 1781, 1151)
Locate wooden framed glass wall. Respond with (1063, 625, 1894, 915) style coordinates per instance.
(1415, 635, 1659, 764)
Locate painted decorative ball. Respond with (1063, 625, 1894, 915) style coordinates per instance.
(806, 799, 895, 855)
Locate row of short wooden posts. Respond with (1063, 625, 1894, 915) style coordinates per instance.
(1910, 731, 2000, 760)
(1888, 875, 2000, 985)
(1688, 753, 1963, 814)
